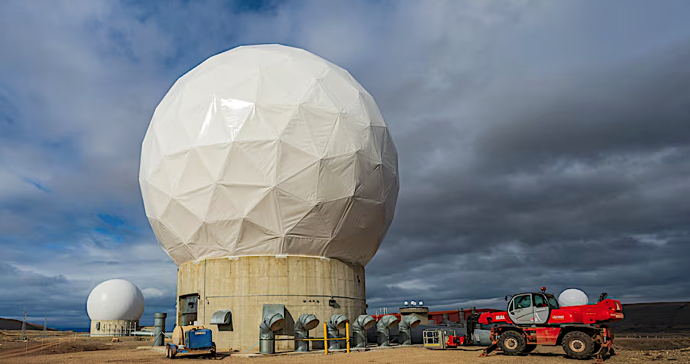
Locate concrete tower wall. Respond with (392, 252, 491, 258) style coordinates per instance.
(177, 256, 366, 352)
(89, 319, 138, 336)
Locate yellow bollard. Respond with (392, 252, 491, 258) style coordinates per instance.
(324, 322, 328, 355)
(346, 322, 350, 354)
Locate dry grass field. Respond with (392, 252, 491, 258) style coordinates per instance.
(1, 335, 689, 364)
(3, 302, 689, 363)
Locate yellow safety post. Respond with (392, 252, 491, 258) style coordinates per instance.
(346, 322, 350, 354)
(324, 322, 328, 355)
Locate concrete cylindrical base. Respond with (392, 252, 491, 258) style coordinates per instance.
(153, 313, 167, 346)
(399, 307, 430, 325)
(177, 256, 366, 352)
(89, 319, 138, 336)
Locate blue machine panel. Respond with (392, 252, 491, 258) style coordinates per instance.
(187, 329, 213, 349)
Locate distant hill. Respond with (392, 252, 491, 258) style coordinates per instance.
(614, 302, 690, 334)
(0, 318, 57, 331)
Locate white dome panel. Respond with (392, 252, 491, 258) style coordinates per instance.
(140, 45, 399, 266)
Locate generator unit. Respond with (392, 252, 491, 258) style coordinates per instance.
(166, 325, 216, 359)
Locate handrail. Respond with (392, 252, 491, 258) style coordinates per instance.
(323, 322, 350, 355)
(255, 322, 351, 355)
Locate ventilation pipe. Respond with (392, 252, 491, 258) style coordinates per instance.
(259, 312, 284, 354)
(294, 314, 319, 352)
(327, 314, 349, 350)
(398, 315, 421, 345)
(352, 315, 375, 348)
(376, 315, 399, 347)
(153, 313, 166, 346)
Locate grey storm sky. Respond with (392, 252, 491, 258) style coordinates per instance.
(1, 0, 690, 328)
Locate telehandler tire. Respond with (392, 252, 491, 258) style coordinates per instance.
(562, 331, 594, 359)
(498, 331, 526, 355)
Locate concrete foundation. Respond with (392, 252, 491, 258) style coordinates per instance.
(399, 307, 430, 325)
(176, 256, 366, 352)
(89, 319, 138, 336)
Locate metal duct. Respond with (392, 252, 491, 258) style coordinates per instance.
(294, 314, 319, 352)
(376, 315, 399, 347)
(211, 309, 233, 332)
(398, 315, 421, 345)
(153, 313, 166, 346)
(259, 312, 284, 354)
(327, 314, 349, 350)
(352, 315, 375, 348)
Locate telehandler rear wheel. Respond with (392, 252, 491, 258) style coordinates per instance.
(562, 331, 594, 359)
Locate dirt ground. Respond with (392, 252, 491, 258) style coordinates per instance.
(1, 336, 690, 364)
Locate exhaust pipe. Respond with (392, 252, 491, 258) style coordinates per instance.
(327, 314, 349, 350)
(294, 314, 319, 352)
(376, 315, 399, 347)
(153, 313, 167, 346)
(259, 312, 284, 354)
(398, 315, 421, 345)
(352, 315, 375, 348)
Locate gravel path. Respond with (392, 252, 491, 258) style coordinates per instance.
(2, 344, 690, 364)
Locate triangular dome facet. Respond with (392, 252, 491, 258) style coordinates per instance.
(140, 45, 398, 267)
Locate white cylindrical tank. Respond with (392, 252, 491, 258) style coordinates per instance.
(87, 279, 145, 321)
(558, 288, 589, 307)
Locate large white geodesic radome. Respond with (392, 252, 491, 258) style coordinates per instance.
(86, 279, 145, 321)
(139, 45, 399, 267)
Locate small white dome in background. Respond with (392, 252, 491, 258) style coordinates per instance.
(558, 288, 589, 307)
(87, 279, 145, 321)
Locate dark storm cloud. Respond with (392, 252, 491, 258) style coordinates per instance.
(1, 0, 690, 325)
(475, 48, 690, 169)
(367, 42, 690, 310)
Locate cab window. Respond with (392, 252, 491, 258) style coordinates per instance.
(534, 294, 548, 308)
(548, 296, 560, 309)
(514, 295, 532, 309)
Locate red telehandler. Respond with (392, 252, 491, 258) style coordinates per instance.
(476, 287, 624, 360)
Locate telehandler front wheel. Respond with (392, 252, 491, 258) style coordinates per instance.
(498, 331, 526, 355)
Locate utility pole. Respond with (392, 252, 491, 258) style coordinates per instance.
(21, 311, 27, 341)
(43, 317, 47, 338)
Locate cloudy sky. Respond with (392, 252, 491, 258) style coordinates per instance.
(1, 0, 690, 329)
